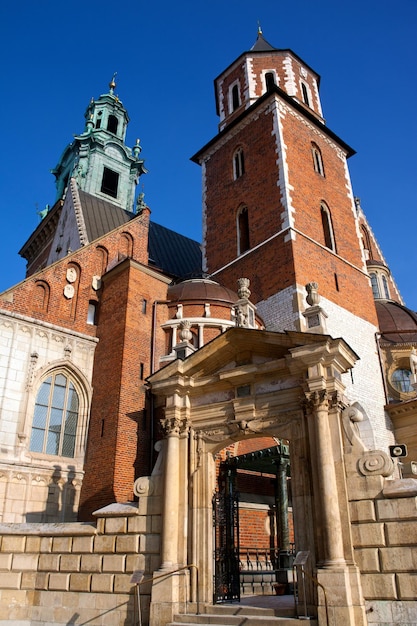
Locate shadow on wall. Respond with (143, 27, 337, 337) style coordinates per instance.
(25, 465, 77, 523)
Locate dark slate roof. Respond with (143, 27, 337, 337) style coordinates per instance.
(78, 190, 134, 241)
(148, 222, 202, 280)
(250, 33, 277, 52)
(78, 190, 202, 280)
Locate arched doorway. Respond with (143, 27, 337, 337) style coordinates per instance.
(148, 328, 366, 626)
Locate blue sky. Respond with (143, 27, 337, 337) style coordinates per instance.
(0, 1, 416, 309)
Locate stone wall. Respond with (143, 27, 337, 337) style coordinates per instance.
(0, 502, 161, 626)
(349, 473, 417, 624)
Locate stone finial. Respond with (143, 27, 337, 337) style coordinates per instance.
(237, 278, 251, 300)
(305, 282, 320, 306)
(179, 320, 192, 342)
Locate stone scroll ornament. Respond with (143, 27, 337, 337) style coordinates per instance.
(357, 450, 394, 477)
(133, 440, 164, 497)
(342, 405, 394, 477)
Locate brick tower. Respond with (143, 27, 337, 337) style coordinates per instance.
(192, 29, 400, 449)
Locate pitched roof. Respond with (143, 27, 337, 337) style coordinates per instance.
(148, 221, 202, 280)
(77, 190, 202, 280)
(78, 190, 133, 241)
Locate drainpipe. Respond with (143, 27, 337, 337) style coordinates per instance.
(149, 300, 170, 468)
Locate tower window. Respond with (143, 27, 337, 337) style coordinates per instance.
(230, 83, 241, 112)
(101, 167, 119, 198)
(233, 148, 245, 179)
(301, 82, 310, 107)
(265, 72, 276, 91)
(312, 144, 325, 176)
(30, 373, 79, 458)
(320, 203, 336, 252)
(237, 206, 250, 255)
(107, 114, 118, 134)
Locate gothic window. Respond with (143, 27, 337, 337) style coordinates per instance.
(382, 275, 390, 299)
(101, 167, 119, 198)
(107, 114, 118, 134)
(230, 83, 241, 112)
(265, 72, 276, 91)
(361, 225, 372, 252)
(237, 206, 250, 255)
(30, 373, 79, 458)
(320, 203, 336, 252)
(370, 273, 380, 299)
(233, 148, 245, 179)
(312, 144, 325, 176)
(301, 82, 310, 106)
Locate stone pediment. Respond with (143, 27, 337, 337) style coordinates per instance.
(149, 327, 356, 390)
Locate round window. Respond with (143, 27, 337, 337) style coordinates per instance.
(391, 368, 413, 393)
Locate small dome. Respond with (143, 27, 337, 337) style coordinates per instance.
(376, 300, 417, 344)
(167, 279, 238, 304)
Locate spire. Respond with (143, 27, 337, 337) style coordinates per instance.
(109, 72, 117, 95)
(251, 26, 277, 52)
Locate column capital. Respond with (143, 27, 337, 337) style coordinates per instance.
(303, 389, 347, 413)
(161, 416, 190, 437)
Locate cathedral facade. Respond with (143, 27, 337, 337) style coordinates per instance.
(0, 30, 416, 626)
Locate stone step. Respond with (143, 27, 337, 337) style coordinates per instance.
(168, 603, 317, 626)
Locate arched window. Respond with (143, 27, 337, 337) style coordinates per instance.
(301, 82, 310, 106)
(320, 203, 336, 252)
(107, 114, 118, 134)
(361, 225, 372, 258)
(231, 84, 240, 111)
(30, 373, 79, 458)
(233, 148, 245, 179)
(237, 206, 250, 255)
(370, 273, 380, 299)
(312, 143, 325, 176)
(265, 72, 276, 91)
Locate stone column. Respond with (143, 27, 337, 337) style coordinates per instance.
(306, 390, 346, 567)
(159, 414, 184, 570)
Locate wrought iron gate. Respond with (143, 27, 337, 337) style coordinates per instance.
(212, 468, 240, 603)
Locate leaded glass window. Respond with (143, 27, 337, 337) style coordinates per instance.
(30, 374, 79, 457)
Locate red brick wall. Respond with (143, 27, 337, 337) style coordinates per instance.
(78, 260, 170, 519)
(202, 97, 378, 326)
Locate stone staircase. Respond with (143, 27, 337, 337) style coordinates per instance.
(167, 602, 318, 625)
